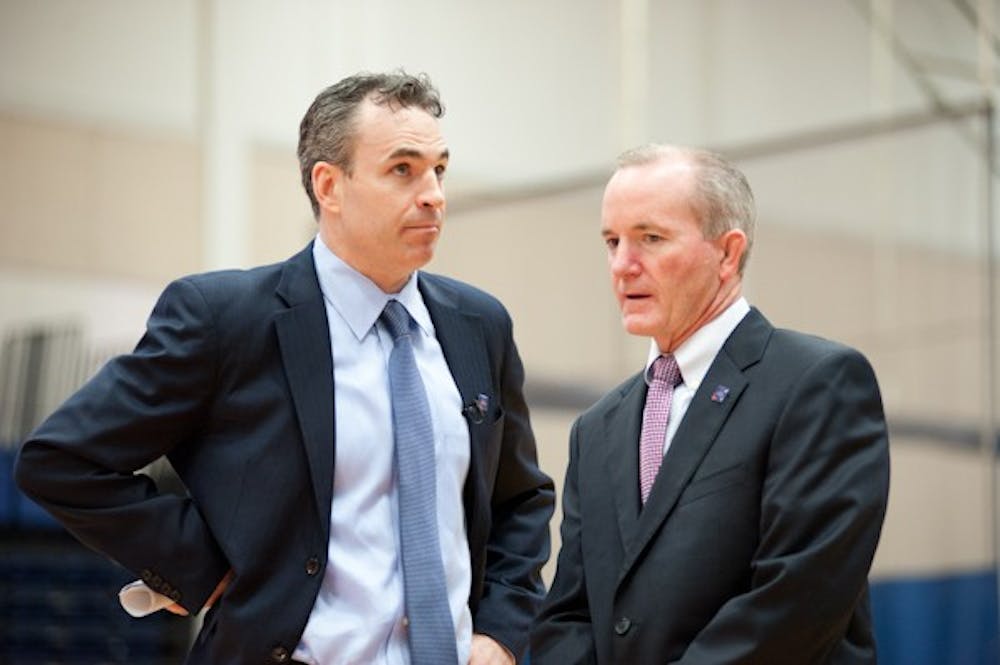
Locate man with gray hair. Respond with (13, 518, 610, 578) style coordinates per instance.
(16, 71, 554, 665)
(531, 144, 889, 664)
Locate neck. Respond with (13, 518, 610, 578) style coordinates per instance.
(317, 225, 410, 294)
(657, 279, 742, 353)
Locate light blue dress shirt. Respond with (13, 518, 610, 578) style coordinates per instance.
(293, 237, 472, 665)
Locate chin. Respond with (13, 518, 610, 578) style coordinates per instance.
(416, 246, 436, 265)
(621, 315, 657, 338)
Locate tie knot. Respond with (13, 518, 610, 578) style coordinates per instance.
(651, 354, 681, 387)
(380, 299, 412, 341)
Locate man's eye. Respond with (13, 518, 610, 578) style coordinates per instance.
(605, 237, 619, 249)
(643, 234, 662, 243)
(434, 164, 447, 178)
(392, 163, 411, 176)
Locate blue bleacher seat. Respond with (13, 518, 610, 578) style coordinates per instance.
(0, 446, 14, 526)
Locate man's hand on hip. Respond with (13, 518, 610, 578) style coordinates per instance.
(469, 633, 515, 665)
(165, 569, 234, 616)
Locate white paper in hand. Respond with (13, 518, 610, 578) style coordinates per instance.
(119, 580, 173, 617)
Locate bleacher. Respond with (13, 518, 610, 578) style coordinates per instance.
(0, 324, 191, 664)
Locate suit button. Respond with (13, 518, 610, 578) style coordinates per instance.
(305, 557, 320, 576)
(614, 617, 632, 635)
(270, 645, 290, 662)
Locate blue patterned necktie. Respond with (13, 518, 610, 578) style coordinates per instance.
(380, 299, 458, 665)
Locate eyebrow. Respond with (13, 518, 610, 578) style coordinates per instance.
(602, 222, 659, 237)
(388, 147, 450, 161)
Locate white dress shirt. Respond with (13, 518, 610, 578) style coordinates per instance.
(644, 298, 750, 457)
(293, 237, 472, 665)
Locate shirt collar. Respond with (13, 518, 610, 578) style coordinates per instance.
(312, 235, 435, 341)
(644, 297, 750, 390)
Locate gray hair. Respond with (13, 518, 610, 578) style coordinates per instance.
(298, 71, 445, 218)
(616, 144, 756, 273)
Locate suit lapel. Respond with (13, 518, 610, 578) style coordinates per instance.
(602, 376, 647, 551)
(274, 243, 336, 535)
(617, 308, 772, 582)
(418, 275, 493, 547)
(419, 276, 490, 418)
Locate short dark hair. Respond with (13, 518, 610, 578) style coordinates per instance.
(297, 71, 445, 218)
(616, 144, 756, 274)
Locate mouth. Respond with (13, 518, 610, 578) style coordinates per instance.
(403, 223, 441, 234)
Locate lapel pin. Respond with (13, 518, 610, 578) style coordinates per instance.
(710, 385, 730, 403)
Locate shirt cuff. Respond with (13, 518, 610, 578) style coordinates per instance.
(119, 580, 173, 617)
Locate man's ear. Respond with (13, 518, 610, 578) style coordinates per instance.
(717, 229, 748, 280)
(312, 161, 343, 216)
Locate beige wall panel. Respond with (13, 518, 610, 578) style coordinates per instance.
(872, 440, 994, 578)
(248, 146, 315, 266)
(750, 222, 986, 423)
(432, 189, 636, 388)
(866, 329, 984, 426)
(91, 131, 202, 280)
(0, 115, 201, 282)
(866, 245, 985, 409)
(749, 224, 881, 345)
(871, 244, 983, 339)
(747, 224, 984, 344)
(529, 407, 579, 587)
(0, 116, 94, 269)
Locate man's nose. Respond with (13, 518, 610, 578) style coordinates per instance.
(417, 172, 445, 210)
(610, 242, 640, 277)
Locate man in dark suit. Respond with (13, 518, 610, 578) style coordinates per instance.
(531, 145, 890, 664)
(15, 71, 554, 665)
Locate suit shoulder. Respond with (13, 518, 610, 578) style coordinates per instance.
(762, 327, 879, 390)
(176, 259, 284, 293)
(769, 327, 868, 363)
(164, 259, 286, 306)
(148, 259, 297, 335)
(420, 271, 511, 321)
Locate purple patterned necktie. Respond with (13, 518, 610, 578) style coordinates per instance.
(639, 354, 682, 504)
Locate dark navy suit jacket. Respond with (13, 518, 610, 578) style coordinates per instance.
(532, 308, 889, 664)
(16, 242, 554, 664)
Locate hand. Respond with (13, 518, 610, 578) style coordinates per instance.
(165, 569, 234, 616)
(468, 633, 515, 665)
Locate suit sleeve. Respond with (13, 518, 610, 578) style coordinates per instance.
(530, 418, 598, 664)
(14, 277, 230, 613)
(472, 312, 556, 660)
(675, 348, 890, 664)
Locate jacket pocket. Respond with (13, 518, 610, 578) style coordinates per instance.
(677, 463, 746, 507)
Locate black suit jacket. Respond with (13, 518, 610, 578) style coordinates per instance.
(15, 242, 554, 664)
(532, 308, 890, 664)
